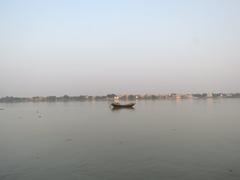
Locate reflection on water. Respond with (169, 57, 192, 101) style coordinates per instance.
(0, 99, 240, 180)
(111, 107, 135, 111)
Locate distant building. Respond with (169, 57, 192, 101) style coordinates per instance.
(46, 96, 57, 101)
(107, 94, 117, 99)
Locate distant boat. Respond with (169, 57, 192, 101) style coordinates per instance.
(111, 102, 135, 108)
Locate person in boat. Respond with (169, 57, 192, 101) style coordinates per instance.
(113, 99, 120, 104)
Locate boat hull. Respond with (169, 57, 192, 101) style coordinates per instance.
(111, 103, 135, 108)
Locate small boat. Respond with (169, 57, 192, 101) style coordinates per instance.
(111, 102, 135, 108)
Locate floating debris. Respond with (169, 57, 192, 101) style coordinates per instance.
(35, 153, 40, 159)
(35, 156, 40, 159)
(0, 108, 4, 110)
(65, 138, 73, 142)
(38, 115, 42, 118)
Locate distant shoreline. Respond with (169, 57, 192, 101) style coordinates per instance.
(0, 93, 240, 103)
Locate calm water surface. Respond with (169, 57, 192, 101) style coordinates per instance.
(0, 99, 240, 180)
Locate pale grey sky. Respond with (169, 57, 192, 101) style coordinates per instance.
(0, 0, 240, 96)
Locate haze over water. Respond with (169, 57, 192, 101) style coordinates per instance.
(1, 0, 240, 96)
(0, 99, 240, 180)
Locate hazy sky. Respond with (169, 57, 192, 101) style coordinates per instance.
(0, 0, 240, 96)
